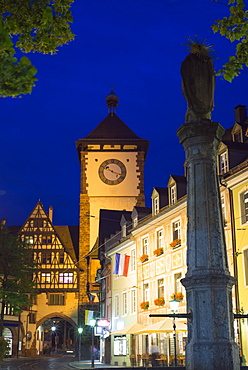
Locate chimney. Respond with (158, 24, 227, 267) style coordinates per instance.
(234, 105, 247, 123)
(49, 206, 53, 223)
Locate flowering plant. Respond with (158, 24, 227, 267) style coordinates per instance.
(154, 297, 165, 306)
(170, 239, 181, 248)
(0, 337, 9, 363)
(153, 247, 164, 257)
(140, 254, 149, 263)
(140, 301, 149, 310)
(171, 292, 184, 301)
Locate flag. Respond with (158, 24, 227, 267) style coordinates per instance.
(113, 253, 130, 276)
(123, 255, 130, 277)
(114, 253, 120, 274)
(85, 310, 94, 325)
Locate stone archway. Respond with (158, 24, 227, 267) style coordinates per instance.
(35, 312, 77, 356)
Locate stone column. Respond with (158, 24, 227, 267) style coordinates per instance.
(177, 119, 240, 370)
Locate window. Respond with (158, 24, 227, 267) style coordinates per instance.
(122, 224, 127, 238)
(59, 252, 64, 264)
(59, 272, 73, 284)
(29, 313, 36, 323)
(153, 197, 159, 215)
(174, 273, 182, 293)
(156, 229, 164, 249)
(4, 304, 14, 316)
(25, 236, 34, 244)
(48, 294, 65, 305)
(241, 191, 248, 224)
(244, 249, 248, 286)
(115, 295, 120, 317)
(143, 283, 149, 302)
(41, 273, 51, 283)
(41, 252, 51, 264)
(234, 131, 242, 142)
(42, 236, 52, 244)
(133, 216, 138, 228)
(219, 152, 228, 174)
(158, 278, 164, 298)
(170, 185, 176, 205)
(114, 336, 127, 355)
(172, 220, 181, 241)
(130, 249, 136, 272)
(131, 289, 136, 314)
(221, 196, 227, 227)
(142, 237, 148, 255)
(123, 292, 127, 315)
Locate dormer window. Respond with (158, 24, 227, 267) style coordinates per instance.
(133, 216, 138, 228)
(219, 152, 228, 174)
(234, 130, 242, 142)
(122, 224, 127, 238)
(153, 196, 159, 215)
(170, 185, 176, 205)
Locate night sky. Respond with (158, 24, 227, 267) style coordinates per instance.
(1, 0, 247, 227)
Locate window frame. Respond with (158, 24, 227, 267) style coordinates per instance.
(130, 289, 136, 314)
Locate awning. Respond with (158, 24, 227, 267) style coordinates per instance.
(110, 323, 146, 335)
(134, 319, 187, 334)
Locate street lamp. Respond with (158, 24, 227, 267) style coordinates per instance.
(51, 326, 57, 354)
(169, 296, 180, 367)
(90, 319, 96, 368)
(78, 327, 83, 362)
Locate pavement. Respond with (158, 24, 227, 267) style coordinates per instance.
(68, 361, 185, 369)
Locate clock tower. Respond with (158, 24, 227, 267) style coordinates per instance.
(76, 89, 149, 306)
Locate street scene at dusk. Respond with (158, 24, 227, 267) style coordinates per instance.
(0, 1, 248, 369)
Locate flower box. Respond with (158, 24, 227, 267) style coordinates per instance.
(154, 297, 165, 306)
(171, 292, 184, 301)
(140, 301, 149, 310)
(140, 254, 149, 263)
(170, 238, 181, 248)
(153, 247, 164, 257)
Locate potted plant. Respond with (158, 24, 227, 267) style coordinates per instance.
(171, 292, 184, 301)
(170, 238, 181, 248)
(153, 247, 164, 257)
(140, 301, 149, 310)
(140, 254, 149, 263)
(154, 297, 165, 306)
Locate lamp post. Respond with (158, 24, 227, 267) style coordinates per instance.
(169, 296, 180, 367)
(90, 319, 96, 368)
(78, 327, 83, 362)
(51, 326, 56, 354)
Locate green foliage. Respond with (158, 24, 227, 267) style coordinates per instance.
(0, 337, 9, 363)
(0, 0, 75, 97)
(0, 228, 38, 336)
(212, 0, 248, 81)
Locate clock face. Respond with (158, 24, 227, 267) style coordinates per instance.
(98, 159, 126, 185)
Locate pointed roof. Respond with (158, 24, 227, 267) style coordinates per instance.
(76, 113, 149, 157)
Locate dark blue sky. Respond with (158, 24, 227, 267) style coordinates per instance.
(1, 0, 247, 226)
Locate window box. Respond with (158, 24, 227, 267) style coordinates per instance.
(154, 247, 164, 257)
(171, 292, 184, 301)
(140, 254, 149, 263)
(154, 297, 165, 306)
(140, 301, 149, 310)
(170, 238, 181, 249)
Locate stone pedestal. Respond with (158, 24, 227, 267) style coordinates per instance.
(177, 119, 240, 370)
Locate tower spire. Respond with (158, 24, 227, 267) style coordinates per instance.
(105, 87, 119, 115)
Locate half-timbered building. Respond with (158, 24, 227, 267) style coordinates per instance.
(8, 201, 79, 356)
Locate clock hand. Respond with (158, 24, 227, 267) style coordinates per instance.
(105, 166, 121, 177)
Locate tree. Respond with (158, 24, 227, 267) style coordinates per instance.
(211, 0, 248, 82)
(0, 0, 75, 97)
(0, 227, 37, 336)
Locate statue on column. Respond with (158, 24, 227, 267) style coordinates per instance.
(181, 38, 215, 122)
